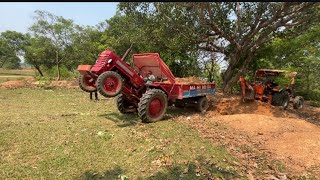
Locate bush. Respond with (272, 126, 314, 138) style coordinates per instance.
(42, 65, 75, 80)
(310, 101, 320, 107)
(296, 90, 320, 101)
(36, 76, 52, 89)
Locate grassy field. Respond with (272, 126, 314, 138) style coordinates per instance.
(0, 68, 35, 83)
(0, 87, 243, 179)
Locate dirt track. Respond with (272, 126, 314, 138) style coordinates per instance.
(177, 93, 320, 178)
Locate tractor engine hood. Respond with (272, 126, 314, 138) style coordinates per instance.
(91, 50, 120, 73)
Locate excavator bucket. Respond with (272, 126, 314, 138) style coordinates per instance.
(244, 88, 255, 100)
(239, 76, 255, 101)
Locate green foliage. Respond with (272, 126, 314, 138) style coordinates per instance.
(1, 56, 20, 69)
(29, 10, 82, 80)
(24, 37, 56, 69)
(0, 31, 31, 69)
(118, 2, 319, 92)
(41, 65, 75, 80)
(0, 37, 20, 69)
(296, 90, 320, 102)
(102, 11, 201, 77)
(2, 4, 319, 91)
(254, 22, 320, 103)
(36, 76, 52, 88)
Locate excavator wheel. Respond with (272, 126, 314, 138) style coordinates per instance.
(272, 91, 290, 109)
(293, 96, 304, 109)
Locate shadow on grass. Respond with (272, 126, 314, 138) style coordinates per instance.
(166, 106, 200, 118)
(99, 106, 200, 126)
(79, 166, 125, 180)
(77, 156, 241, 180)
(98, 112, 140, 127)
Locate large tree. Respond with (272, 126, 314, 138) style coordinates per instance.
(119, 2, 319, 92)
(29, 10, 80, 80)
(64, 25, 104, 71)
(0, 31, 28, 69)
(24, 37, 56, 76)
(101, 11, 202, 77)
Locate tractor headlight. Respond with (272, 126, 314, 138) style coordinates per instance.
(107, 59, 113, 64)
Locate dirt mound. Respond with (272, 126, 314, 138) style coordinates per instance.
(0, 77, 36, 88)
(164, 76, 208, 84)
(177, 92, 320, 178)
(50, 79, 78, 89)
(208, 95, 294, 118)
(0, 78, 79, 89)
(219, 114, 320, 176)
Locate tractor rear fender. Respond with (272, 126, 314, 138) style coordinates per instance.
(148, 84, 169, 96)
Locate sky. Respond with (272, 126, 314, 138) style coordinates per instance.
(0, 2, 118, 33)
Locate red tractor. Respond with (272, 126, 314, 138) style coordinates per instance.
(77, 47, 216, 123)
(239, 69, 304, 109)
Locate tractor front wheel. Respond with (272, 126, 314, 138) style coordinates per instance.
(196, 96, 209, 112)
(138, 89, 168, 123)
(116, 94, 137, 114)
(293, 96, 304, 109)
(78, 74, 97, 92)
(96, 71, 123, 98)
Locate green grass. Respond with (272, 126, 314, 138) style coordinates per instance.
(0, 68, 35, 83)
(0, 68, 35, 76)
(0, 88, 243, 179)
(0, 77, 26, 83)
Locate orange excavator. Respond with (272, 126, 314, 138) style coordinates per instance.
(239, 69, 304, 109)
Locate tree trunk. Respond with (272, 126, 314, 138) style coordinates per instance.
(56, 51, 61, 81)
(222, 52, 254, 93)
(222, 67, 241, 94)
(222, 56, 240, 93)
(35, 66, 44, 77)
(56, 63, 61, 81)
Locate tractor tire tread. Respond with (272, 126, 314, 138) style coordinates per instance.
(78, 74, 97, 93)
(293, 96, 304, 109)
(116, 94, 136, 114)
(196, 96, 209, 112)
(138, 89, 167, 123)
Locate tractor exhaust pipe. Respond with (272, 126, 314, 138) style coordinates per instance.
(121, 44, 133, 61)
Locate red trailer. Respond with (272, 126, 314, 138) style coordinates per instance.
(78, 48, 216, 123)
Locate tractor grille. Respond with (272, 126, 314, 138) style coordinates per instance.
(93, 56, 109, 68)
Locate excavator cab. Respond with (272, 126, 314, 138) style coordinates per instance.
(239, 69, 304, 109)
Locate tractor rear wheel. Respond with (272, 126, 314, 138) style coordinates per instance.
(78, 74, 97, 92)
(293, 96, 304, 109)
(116, 94, 137, 114)
(96, 71, 123, 98)
(196, 96, 209, 112)
(138, 89, 168, 123)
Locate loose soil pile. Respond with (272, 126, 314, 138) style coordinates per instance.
(165, 76, 208, 84)
(49, 79, 78, 89)
(0, 78, 79, 89)
(176, 93, 320, 178)
(0, 77, 36, 88)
